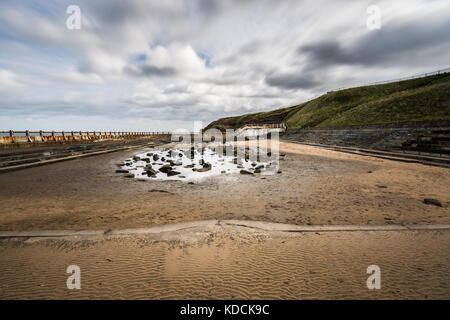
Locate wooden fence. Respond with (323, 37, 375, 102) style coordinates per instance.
(0, 130, 171, 144)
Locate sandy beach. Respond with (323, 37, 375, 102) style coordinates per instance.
(0, 141, 448, 231)
(0, 141, 449, 300)
(1, 223, 449, 299)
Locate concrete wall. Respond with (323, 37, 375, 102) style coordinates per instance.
(282, 122, 450, 151)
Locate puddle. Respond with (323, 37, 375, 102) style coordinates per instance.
(119, 146, 278, 182)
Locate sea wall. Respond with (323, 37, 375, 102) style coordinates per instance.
(281, 121, 450, 152)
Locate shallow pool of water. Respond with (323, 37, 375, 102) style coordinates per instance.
(120, 147, 276, 182)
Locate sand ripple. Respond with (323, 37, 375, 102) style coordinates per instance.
(0, 228, 449, 299)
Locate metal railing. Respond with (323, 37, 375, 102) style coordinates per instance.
(329, 67, 450, 92)
(301, 67, 450, 102)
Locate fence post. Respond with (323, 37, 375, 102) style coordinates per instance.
(10, 130, 14, 143)
(25, 130, 31, 142)
(40, 130, 43, 142)
(62, 131, 66, 141)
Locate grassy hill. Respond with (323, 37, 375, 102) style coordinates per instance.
(205, 72, 450, 130)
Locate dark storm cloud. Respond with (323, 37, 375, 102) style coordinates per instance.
(298, 17, 450, 69)
(265, 72, 321, 90)
(125, 65, 177, 78)
(264, 14, 450, 90)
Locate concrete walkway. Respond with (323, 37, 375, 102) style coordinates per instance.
(1, 220, 450, 239)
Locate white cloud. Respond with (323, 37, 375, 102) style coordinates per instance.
(0, 69, 23, 92)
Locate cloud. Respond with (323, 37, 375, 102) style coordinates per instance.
(0, 69, 23, 92)
(298, 13, 450, 70)
(0, 0, 449, 130)
(265, 72, 321, 90)
(124, 43, 207, 78)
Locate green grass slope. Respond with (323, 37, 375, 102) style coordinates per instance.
(204, 105, 299, 131)
(206, 72, 450, 130)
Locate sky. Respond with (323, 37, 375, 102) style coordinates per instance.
(0, 0, 449, 132)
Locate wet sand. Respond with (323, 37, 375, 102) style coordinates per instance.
(0, 225, 449, 299)
(0, 141, 449, 231)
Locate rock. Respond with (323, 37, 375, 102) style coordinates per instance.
(133, 156, 141, 161)
(167, 170, 181, 176)
(202, 162, 212, 169)
(197, 167, 211, 172)
(255, 164, 264, 170)
(124, 174, 135, 178)
(254, 168, 261, 173)
(159, 165, 173, 173)
(184, 164, 195, 168)
(115, 169, 129, 173)
(251, 162, 257, 167)
(179, 175, 186, 178)
(142, 158, 151, 163)
(237, 165, 244, 169)
(161, 157, 166, 162)
(146, 153, 153, 157)
(188, 182, 195, 185)
(199, 159, 205, 165)
(423, 198, 442, 207)
(221, 170, 226, 174)
(377, 184, 388, 188)
(152, 154, 159, 161)
(149, 189, 171, 193)
(145, 168, 158, 176)
(277, 169, 282, 174)
(240, 170, 253, 175)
